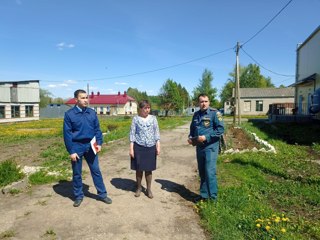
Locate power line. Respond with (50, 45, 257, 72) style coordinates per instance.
(241, 0, 294, 47)
(240, 46, 295, 77)
(40, 47, 234, 83)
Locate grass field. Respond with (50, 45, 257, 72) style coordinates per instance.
(196, 121, 320, 240)
(1, 117, 319, 239)
(0, 116, 190, 186)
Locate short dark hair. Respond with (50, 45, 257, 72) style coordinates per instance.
(138, 100, 151, 109)
(198, 93, 209, 100)
(74, 89, 86, 98)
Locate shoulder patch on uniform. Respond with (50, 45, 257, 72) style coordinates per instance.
(216, 111, 223, 121)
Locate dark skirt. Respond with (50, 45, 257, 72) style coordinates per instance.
(131, 143, 157, 171)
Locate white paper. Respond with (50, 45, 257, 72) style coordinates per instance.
(90, 136, 97, 155)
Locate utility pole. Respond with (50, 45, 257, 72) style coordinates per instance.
(236, 42, 241, 125)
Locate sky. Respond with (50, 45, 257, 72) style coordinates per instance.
(1, 0, 320, 100)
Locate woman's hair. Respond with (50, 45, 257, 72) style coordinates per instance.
(138, 100, 151, 109)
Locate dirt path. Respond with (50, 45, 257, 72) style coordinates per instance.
(0, 124, 208, 240)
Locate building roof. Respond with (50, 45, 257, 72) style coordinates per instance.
(65, 91, 135, 105)
(239, 87, 294, 98)
(297, 25, 320, 51)
(0, 80, 40, 85)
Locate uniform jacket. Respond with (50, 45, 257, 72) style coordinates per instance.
(63, 106, 103, 154)
(189, 108, 224, 149)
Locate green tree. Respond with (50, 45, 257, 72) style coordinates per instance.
(149, 95, 161, 110)
(40, 89, 53, 108)
(52, 97, 65, 104)
(127, 87, 149, 103)
(177, 83, 190, 110)
(240, 64, 274, 88)
(159, 79, 182, 116)
(219, 64, 275, 104)
(192, 69, 218, 107)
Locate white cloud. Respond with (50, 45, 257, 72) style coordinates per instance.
(47, 83, 70, 88)
(65, 79, 77, 84)
(114, 82, 127, 85)
(56, 42, 76, 50)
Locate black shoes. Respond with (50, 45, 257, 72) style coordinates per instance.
(100, 196, 112, 204)
(193, 196, 208, 203)
(73, 199, 83, 207)
(73, 196, 112, 207)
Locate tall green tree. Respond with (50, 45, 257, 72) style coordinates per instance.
(39, 89, 53, 108)
(240, 64, 274, 88)
(127, 87, 149, 103)
(159, 79, 183, 116)
(192, 69, 218, 107)
(219, 64, 275, 104)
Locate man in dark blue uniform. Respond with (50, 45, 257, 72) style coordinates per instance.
(63, 89, 112, 207)
(188, 93, 224, 202)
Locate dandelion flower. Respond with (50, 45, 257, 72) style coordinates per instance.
(281, 228, 286, 233)
(265, 225, 271, 231)
(256, 224, 261, 228)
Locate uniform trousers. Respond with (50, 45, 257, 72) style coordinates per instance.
(71, 143, 107, 200)
(196, 144, 219, 199)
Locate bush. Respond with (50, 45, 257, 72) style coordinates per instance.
(0, 160, 24, 187)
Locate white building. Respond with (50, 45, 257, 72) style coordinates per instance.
(293, 25, 320, 118)
(0, 80, 40, 123)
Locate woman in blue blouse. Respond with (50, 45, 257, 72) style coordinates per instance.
(129, 100, 160, 199)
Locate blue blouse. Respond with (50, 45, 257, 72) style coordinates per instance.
(129, 115, 160, 147)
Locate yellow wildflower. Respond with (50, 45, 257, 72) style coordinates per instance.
(256, 224, 261, 228)
(281, 228, 286, 233)
(265, 225, 271, 231)
(274, 218, 280, 223)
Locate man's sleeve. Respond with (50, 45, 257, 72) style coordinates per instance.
(206, 111, 224, 143)
(189, 114, 196, 138)
(63, 112, 73, 154)
(94, 113, 103, 145)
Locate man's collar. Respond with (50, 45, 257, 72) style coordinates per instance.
(75, 105, 87, 112)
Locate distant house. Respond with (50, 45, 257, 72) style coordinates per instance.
(0, 80, 40, 123)
(292, 25, 320, 119)
(65, 91, 137, 115)
(227, 87, 295, 116)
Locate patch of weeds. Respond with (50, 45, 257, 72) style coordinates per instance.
(0, 230, 15, 239)
(29, 170, 57, 185)
(0, 160, 24, 187)
(24, 211, 32, 216)
(42, 228, 56, 239)
(312, 142, 320, 155)
(36, 200, 47, 206)
(9, 188, 21, 195)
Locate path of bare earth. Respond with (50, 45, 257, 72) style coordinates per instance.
(0, 123, 208, 240)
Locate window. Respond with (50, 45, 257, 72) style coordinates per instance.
(256, 100, 263, 112)
(25, 105, 34, 117)
(11, 106, 20, 118)
(0, 106, 5, 118)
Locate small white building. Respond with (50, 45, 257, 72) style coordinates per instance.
(228, 87, 295, 116)
(0, 80, 40, 123)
